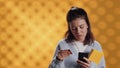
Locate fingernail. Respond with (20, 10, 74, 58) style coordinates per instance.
(68, 50, 72, 54)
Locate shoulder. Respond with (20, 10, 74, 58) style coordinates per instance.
(57, 39, 67, 45)
(57, 39, 70, 50)
(90, 40, 103, 52)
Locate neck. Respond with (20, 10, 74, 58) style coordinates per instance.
(75, 39, 84, 43)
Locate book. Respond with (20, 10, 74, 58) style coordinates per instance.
(88, 49, 103, 65)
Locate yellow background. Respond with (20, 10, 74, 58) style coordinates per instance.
(0, 0, 120, 68)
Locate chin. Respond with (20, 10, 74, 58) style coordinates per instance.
(76, 37, 84, 41)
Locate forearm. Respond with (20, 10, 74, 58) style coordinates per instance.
(90, 57, 106, 68)
(98, 57, 106, 68)
(49, 57, 65, 68)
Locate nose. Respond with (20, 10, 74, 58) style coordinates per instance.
(76, 27, 81, 33)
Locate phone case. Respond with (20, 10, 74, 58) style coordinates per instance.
(78, 52, 89, 63)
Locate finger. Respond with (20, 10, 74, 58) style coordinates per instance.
(60, 50, 64, 53)
(66, 50, 71, 55)
(67, 49, 72, 54)
(83, 57, 91, 64)
(57, 53, 63, 61)
(81, 63, 90, 68)
(58, 50, 65, 58)
(62, 50, 71, 56)
(77, 60, 90, 67)
(77, 60, 86, 64)
(64, 50, 71, 57)
(81, 64, 88, 68)
(59, 50, 66, 57)
(60, 50, 70, 58)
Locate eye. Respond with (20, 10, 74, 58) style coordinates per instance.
(79, 25, 84, 29)
(72, 27, 76, 30)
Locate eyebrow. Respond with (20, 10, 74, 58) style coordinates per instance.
(80, 24, 84, 26)
(71, 24, 84, 28)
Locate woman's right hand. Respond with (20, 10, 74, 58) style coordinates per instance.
(56, 49, 72, 61)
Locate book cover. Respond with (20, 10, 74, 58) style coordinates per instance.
(88, 49, 103, 65)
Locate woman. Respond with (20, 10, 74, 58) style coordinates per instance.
(49, 7, 106, 68)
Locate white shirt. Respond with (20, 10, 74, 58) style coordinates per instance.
(73, 41, 88, 52)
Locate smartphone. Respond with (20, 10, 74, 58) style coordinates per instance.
(78, 52, 89, 63)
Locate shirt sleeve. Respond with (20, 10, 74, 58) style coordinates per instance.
(49, 41, 65, 68)
(91, 41, 106, 68)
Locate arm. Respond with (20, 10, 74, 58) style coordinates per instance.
(91, 41, 106, 68)
(98, 56, 106, 68)
(49, 45, 65, 68)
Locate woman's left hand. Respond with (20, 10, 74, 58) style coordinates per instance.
(77, 57, 91, 68)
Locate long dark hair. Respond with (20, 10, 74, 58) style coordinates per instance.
(65, 7, 94, 45)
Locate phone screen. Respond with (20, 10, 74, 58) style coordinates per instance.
(78, 52, 89, 63)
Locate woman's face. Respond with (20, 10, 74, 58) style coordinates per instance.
(69, 18, 88, 42)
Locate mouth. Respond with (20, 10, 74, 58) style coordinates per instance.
(76, 34, 82, 37)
